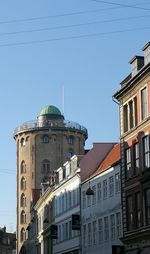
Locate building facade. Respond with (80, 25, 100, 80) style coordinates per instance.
(81, 144, 123, 254)
(0, 226, 16, 254)
(114, 42, 150, 253)
(14, 104, 88, 253)
(34, 155, 82, 254)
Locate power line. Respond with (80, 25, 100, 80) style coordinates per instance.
(0, 25, 149, 48)
(0, 2, 149, 26)
(92, 0, 150, 11)
(0, 14, 149, 37)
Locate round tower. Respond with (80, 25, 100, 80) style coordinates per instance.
(14, 104, 88, 253)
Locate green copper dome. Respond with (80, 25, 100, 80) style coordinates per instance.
(39, 105, 62, 116)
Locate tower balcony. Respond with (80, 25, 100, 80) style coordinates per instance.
(13, 119, 88, 138)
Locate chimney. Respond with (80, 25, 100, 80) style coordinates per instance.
(142, 41, 150, 65)
(129, 55, 144, 77)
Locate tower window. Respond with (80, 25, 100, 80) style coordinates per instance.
(67, 151, 73, 160)
(20, 138, 26, 147)
(42, 160, 50, 173)
(20, 228, 26, 242)
(21, 177, 26, 190)
(20, 211, 26, 224)
(21, 194, 26, 207)
(43, 135, 49, 143)
(68, 136, 74, 145)
(21, 161, 26, 174)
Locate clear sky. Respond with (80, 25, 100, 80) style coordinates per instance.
(0, 0, 150, 232)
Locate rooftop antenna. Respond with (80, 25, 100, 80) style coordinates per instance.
(62, 85, 65, 116)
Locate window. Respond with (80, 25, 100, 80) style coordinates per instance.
(116, 212, 121, 237)
(133, 143, 139, 175)
(97, 182, 102, 202)
(68, 191, 71, 208)
(82, 191, 86, 209)
(125, 148, 131, 179)
(93, 221, 97, 245)
(135, 192, 141, 228)
(145, 188, 150, 225)
(20, 211, 26, 224)
(126, 196, 133, 230)
(20, 138, 26, 147)
(110, 214, 115, 239)
(123, 104, 128, 132)
(129, 100, 134, 129)
(109, 176, 114, 197)
(134, 97, 138, 126)
(141, 87, 148, 120)
(21, 177, 26, 190)
(67, 150, 73, 160)
(142, 136, 150, 170)
(103, 180, 107, 199)
(92, 186, 96, 205)
(115, 173, 120, 193)
(104, 216, 109, 241)
(98, 218, 103, 243)
(88, 223, 92, 246)
(68, 136, 74, 145)
(87, 193, 91, 207)
(43, 135, 49, 143)
(42, 160, 50, 173)
(83, 225, 87, 248)
(123, 96, 138, 133)
(21, 161, 26, 174)
(20, 228, 26, 242)
(21, 194, 26, 207)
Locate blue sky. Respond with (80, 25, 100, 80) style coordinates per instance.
(0, 0, 150, 232)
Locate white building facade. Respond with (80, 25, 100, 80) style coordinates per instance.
(53, 155, 81, 254)
(81, 144, 123, 254)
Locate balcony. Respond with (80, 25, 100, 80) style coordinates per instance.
(13, 119, 88, 138)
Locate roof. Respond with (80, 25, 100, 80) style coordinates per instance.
(93, 143, 120, 176)
(39, 105, 61, 116)
(80, 142, 116, 182)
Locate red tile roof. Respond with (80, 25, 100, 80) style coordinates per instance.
(80, 142, 116, 182)
(93, 143, 120, 176)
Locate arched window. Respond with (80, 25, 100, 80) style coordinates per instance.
(20, 211, 26, 224)
(21, 177, 26, 190)
(20, 138, 26, 147)
(43, 135, 49, 143)
(42, 160, 50, 173)
(20, 228, 26, 242)
(21, 161, 26, 174)
(20, 194, 26, 207)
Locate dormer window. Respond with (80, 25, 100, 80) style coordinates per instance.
(43, 135, 49, 143)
